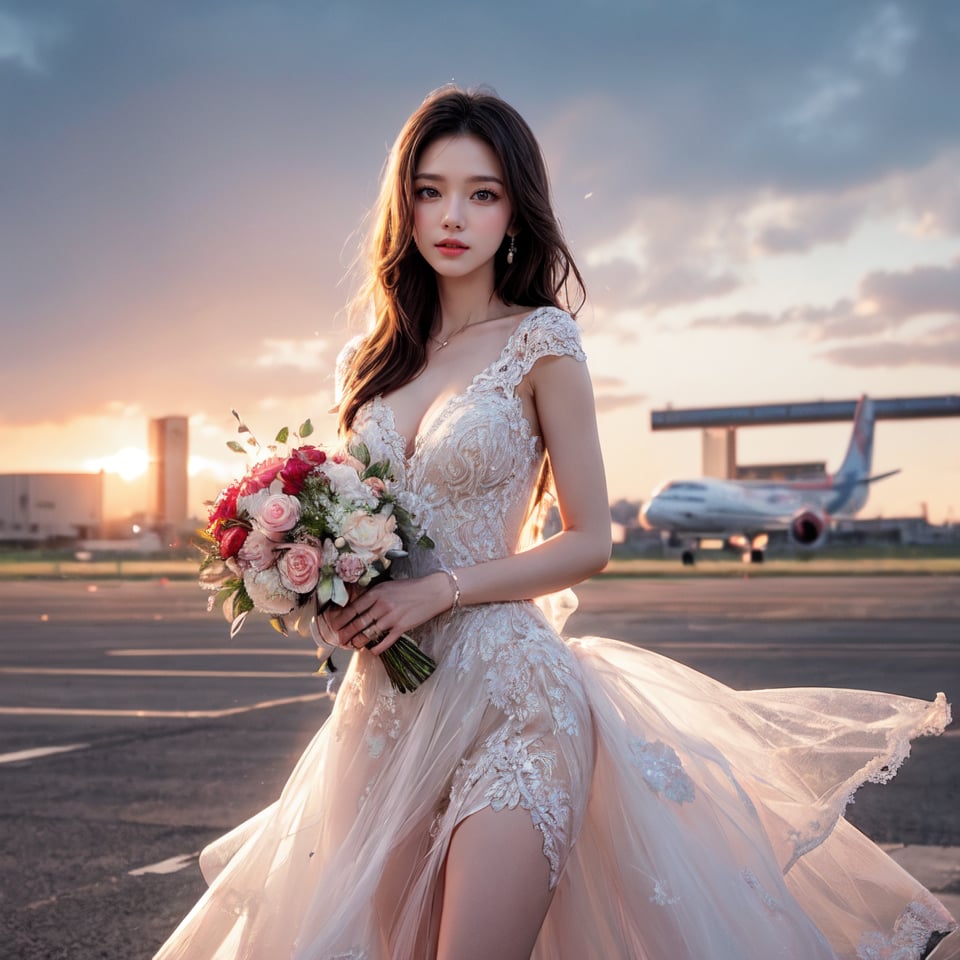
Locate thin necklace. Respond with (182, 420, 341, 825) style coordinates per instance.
(428, 314, 507, 352)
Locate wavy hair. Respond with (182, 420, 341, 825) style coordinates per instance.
(338, 86, 586, 434)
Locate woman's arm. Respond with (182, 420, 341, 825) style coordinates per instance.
(325, 353, 612, 652)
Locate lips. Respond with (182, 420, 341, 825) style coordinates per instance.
(436, 240, 468, 249)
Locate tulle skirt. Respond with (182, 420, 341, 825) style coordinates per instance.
(153, 598, 955, 960)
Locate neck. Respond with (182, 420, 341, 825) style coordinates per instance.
(434, 266, 499, 338)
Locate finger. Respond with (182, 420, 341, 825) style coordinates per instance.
(369, 627, 401, 656)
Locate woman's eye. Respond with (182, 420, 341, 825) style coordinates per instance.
(415, 186, 440, 199)
(473, 189, 498, 202)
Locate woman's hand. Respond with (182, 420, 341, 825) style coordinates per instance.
(322, 572, 455, 655)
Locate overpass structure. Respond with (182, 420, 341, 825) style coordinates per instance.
(650, 394, 960, 479)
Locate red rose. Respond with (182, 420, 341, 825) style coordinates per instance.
(208, 483, 240, 536)
(280, 447, 327, 495)
(298, 445, 327, 465)
(219, 525, 248, 558)
(238, 457, 284, 496)
(280, 457, 312, 495)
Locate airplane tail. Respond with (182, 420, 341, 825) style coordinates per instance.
(830, 396, 875, 516)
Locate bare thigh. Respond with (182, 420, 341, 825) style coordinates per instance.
(436, 806, 555, 960)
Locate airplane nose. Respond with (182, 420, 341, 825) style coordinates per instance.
(639, 501, 658, 530)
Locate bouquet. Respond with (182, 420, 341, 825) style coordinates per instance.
(197, 413, 436, 693)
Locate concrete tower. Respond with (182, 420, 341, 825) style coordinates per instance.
(148, 416, 189, 530)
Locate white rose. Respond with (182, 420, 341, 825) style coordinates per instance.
(320, 461, 377, 507)
(339, 511, 403, 563)
(242, 567, 297, 615)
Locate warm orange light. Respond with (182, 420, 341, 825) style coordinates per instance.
(84, 447, 149, 482)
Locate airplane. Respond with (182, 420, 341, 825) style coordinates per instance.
(639, 396, 900, 565)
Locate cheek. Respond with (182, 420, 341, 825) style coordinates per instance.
(413, 204, 431, 242)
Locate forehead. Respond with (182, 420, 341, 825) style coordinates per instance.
(414, 135, 503, 179)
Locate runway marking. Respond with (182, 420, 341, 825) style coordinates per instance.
(0, 666, 316, 679)
(0, 690, 332, 719)
(0, 742, 90, 764)
(108, 647, 315, 657)
(129, 852, 198, 876)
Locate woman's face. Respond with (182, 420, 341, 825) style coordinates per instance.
(411, 134, 513, 283)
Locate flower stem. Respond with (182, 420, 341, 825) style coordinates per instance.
(367, 633, 436, 693)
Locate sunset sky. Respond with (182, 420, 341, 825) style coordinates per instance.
(2, 1, 958, 523)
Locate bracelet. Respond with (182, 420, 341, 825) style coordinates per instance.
(443, 569, 462, 611)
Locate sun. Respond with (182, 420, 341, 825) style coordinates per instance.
(85, 446, 150, 482)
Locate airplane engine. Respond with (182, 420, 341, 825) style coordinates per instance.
(788, 509, 828, 547)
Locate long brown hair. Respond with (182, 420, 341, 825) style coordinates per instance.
(339, 86, 586, 434)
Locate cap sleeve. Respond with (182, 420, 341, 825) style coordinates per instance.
(501, 307, 586, 390)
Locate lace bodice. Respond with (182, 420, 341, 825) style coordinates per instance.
(342, 307, 586, 571)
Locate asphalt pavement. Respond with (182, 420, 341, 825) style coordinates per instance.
(1, 575, 957, 959)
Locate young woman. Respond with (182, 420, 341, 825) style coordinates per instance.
(155, 87, 955, 960)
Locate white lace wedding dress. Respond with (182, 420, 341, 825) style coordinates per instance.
(154, 308, 955, 959)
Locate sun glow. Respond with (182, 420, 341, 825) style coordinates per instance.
(84, 447, 150, 482)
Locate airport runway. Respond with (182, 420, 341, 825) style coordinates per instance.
(1, 576, 957, 959)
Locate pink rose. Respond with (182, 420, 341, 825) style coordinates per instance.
(363, 476, 386, 497)
(335, 552, 368, 584)
(219, 525, 248, 559)
(331, 451, 365, 472)
(253, 493, 301, 540)
(340, 511, 402, 563)
(277, 543, 322, 593)
(238, 530, 276, 571)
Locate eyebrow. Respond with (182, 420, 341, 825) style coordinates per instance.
(413, 172, 505, 185)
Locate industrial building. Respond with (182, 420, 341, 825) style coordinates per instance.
(0, 473, 104, 544)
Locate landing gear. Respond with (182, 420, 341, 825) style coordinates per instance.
(681, 550, 696, 566)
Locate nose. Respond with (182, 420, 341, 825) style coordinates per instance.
(442, 197, 464, 230)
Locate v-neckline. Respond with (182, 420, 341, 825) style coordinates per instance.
(377, 306, 549, 465)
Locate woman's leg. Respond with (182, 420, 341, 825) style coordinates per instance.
(436, 806, 555, 960)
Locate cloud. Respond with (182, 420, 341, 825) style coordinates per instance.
(852, 3, 916, 76)
(256, 338, 333, 372)
(1, 1, 959, 434)
(688, 255, 960, 371)
(821, 321, 960, 367)
(859, 259, 960, 319)
(0, 9, 59, 72)
(594, 392, 647, 414)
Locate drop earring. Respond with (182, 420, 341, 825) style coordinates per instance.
(506, 235, 516, 265)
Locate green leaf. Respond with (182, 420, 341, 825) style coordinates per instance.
(317, 576, 333, 605)
(363, 462, 390, 480)
(275, 426, 290, 444)
(331, 576, 348, 606)
(232, 583, 255, 619)
(269, 617, 289, 637)
(299, 418, 314, 438)
(348, 442, 371, 466)
(226, 440, 246, 453)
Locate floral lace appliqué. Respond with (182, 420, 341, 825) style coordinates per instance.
(741, 868, 782, 916)
(650, 879, 681, 906)
(856, 898, 954, 960)
(629, 737, 695, 804)
(451, 729, 571, 889)
(475, 615, 581, 737)
(365, 689, 401, 759)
